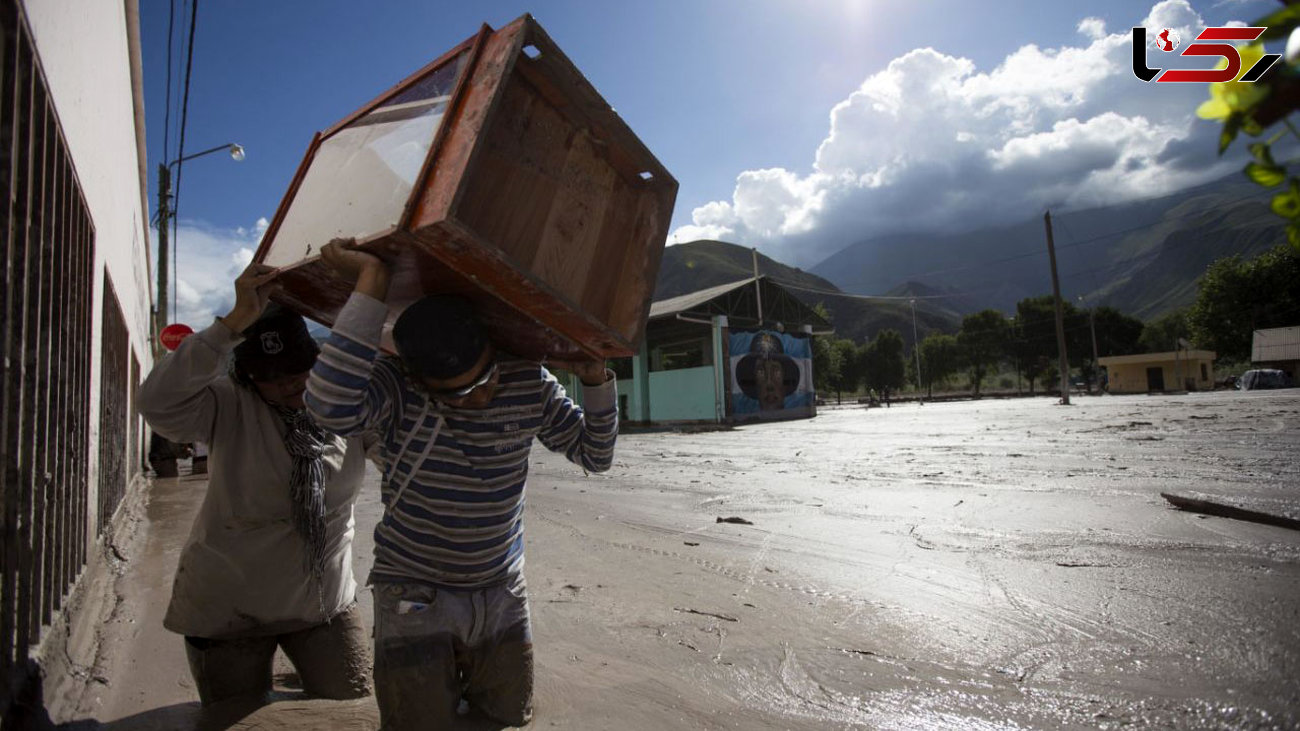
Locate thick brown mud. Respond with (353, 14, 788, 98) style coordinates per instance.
(86, 390, 1299, 729)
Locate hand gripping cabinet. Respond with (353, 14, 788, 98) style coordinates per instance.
(254, 14, 677, 360)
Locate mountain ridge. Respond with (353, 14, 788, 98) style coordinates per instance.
(806, 170, 1284, 320)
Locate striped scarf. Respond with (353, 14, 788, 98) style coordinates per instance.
(271, 404, 330, 582)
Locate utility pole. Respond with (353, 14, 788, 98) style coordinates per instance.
(1044, 211, 1070, 405)
(156, 163, 171, 341)
(153, 142, 244, 349)
(752, 247, 763, 327)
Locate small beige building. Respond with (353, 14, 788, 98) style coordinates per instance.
(1098, 350, 1216, 394)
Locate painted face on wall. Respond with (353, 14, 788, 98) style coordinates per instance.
(754, 358, 786, 411)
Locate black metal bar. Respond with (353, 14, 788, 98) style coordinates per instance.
(73, 206, 87, 571)
(129, 355, 140, 477)
(98, 276, 128, 531)
(51, 141, 67, 612)
(14, 22, 37, 657)
(32, 78, 51, 629)
(0, 0, 19, 676)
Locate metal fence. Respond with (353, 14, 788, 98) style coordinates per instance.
(130, 353, 142, 476)
(1, 0, 96, 710)
(98, 276, 128, 532)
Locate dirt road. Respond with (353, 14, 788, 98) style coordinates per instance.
(86, 390, 1300, 729)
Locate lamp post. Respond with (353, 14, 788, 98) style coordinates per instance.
(156, 142, 245, 341)
(1010, 315, 1022, 395)
(1077, 295, 1099, 392)
(910, 298, 923, 402)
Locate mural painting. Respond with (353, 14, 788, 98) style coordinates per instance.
(730, 331, 814, 415)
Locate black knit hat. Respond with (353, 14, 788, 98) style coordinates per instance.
(233, 305, 319, 380)
(393, 295, 487, 380)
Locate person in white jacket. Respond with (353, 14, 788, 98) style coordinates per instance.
(137, 262, 372, 706)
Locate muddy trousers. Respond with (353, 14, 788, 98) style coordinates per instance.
(183, 602, 372, 706)
(373, 581, 534, 730)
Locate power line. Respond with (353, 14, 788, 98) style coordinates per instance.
(172, 0, 199, 319)
(162, 0, 176, 166)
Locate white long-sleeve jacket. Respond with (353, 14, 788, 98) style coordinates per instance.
(137, 319, 368, 639)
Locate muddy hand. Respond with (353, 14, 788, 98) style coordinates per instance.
(320, 238, 384, 279)
(321, 238, 390, 300)
(547, 358, 610, 387)
(221, 262, 279, 333)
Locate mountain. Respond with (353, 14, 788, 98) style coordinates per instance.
(654, 239, 837, 300)
(808, 172, 1285, 320)
(654, 240, 961, 343)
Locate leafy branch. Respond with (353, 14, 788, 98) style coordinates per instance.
(1199, 4, 1300, 250)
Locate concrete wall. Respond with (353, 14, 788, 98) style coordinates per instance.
(1106, 357, 1215, 394)
(648, 366, 717, 422)
(14, 1, 153, 721)
(23, 0, 154, 534)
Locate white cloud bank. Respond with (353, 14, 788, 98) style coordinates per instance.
(160, 216, 268, 327)
(669, 0, 1247, 267)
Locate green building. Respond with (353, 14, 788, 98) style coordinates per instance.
(603, 277, 832, 425)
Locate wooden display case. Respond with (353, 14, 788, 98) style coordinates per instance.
(254, 14, 677, 360)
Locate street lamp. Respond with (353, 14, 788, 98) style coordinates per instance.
(1077, 295, 1099, 392)
(155, 143, 245, 341)
(909, 298, 923, 402)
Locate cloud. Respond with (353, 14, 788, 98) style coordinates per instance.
(669, 0, 1249, 269)
(1078, 17, 1107, 41)
(160, 217, 268, 327)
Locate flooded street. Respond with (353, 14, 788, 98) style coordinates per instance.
(501, 390, 1300, 729)
(91, 390, 1300, 730)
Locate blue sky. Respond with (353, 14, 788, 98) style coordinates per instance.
(142, 0, 1279, 325)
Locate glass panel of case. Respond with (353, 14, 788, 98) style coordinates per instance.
(264, 51, 468, 267)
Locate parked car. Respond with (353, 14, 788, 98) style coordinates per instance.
(1237, 369, 1295, 390)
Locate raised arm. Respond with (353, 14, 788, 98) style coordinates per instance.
(536, 361, 618, 473)
(305, 239, 399, 437)
(137, 262, 277, 444)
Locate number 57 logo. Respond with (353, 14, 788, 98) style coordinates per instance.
(1132, 27, 1280, 83)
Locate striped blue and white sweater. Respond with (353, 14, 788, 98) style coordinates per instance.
(306, 292, 618, 589)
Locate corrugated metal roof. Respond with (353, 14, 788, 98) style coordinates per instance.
(1252, 326, 1300, 362)
(648, 278, 755, 319)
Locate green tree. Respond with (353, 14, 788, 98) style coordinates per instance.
(825, 338, 861, 403)
(1010, 296, 1086, 394)
(862, 330, 907, 397)
(1140, 309, 1190, 355)
(957, 309, 1009, 395)
(1092, 306, 1145, 357)
(811, 336, 839, 394)
(1076, 305, 1144, 389)
(919, 333, 960, 398)
(1186, 245, 1300, 361)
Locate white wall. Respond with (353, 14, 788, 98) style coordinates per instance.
(21, 0, 153, 535)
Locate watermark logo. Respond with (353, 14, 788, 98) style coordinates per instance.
(1154, 28, 1180, 53)
(1132, 26, 1280, 83)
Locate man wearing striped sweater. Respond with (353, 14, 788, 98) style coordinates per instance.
(305, 240, 617, 729)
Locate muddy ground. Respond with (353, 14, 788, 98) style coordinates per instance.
(79, 390, 1299, 730)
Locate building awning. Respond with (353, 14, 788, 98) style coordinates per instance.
(647, 276, 833, 332)
(649, 278, 754, 319)
(1098, 350, 1216, 366)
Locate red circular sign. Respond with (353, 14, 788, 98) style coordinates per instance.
(160, 323, 194, 351)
